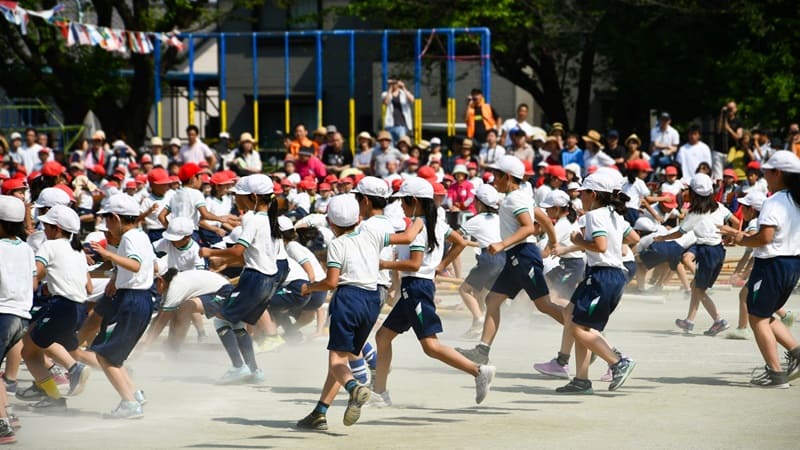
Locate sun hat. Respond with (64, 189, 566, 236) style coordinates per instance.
(232, 174, 274, 195)
(540, 190, 571, 208)
(354, 176, 391, 198)
(38, 204, 81, 234)
(162, 217, 194, 241)
(326, 194, 360, 227)
(0, 195, 26, 221)
(393, 176, 434, 199)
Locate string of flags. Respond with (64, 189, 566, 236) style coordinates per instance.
(0, 1, 184, 54)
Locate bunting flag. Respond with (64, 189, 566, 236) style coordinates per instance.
(0, 2, 185, 55)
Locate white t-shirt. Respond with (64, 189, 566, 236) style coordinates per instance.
(479, 145, 506, 166)
(676, 142, 712, 182)
(286, 241, 325, 282)
(327, 228, 389, 290)
(360, 215, 396, 287)
(584, 207, 629, 270)
(660, 180, 684, 196)
(753, 190, 800, 259)
(283, 257, 310, 284)
(745, 217, 758, 234)
(534, 184, 552, 210)
(36, 239, 88, 303)
(623, 178, 650, 209)
(500, 119, 537, 147)
(584, 150, 616, 172)
(397, 219, 450, 280)
(154, 238, 205, 271)
(167, 188, 206, 229)
(499, 188, 537, 249)
(161, 270, 229, 311)
(650, 125, 680, 153)
(204, 195, 232, 228)
(552, 216, 584, 259)
(679, 204, 731, 246)
(141, 190, 174, 231)
(236, 211, 282, 276)
(179, 141, 213, 164)
(0, 238, 35, 319)
(115, 228, 156, 290)
(460, 212, 501, 248)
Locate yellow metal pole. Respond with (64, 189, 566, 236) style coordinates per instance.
(220, 100, 227, 134)
(156, 101, 163, 138)
(349, 98, 356, 154)
(317, 99, 323, 129)
(188, 100, 196, 126)
(414, 98, 422, 143)
(253, 99, 259, 144)
(285, 99, 291, 135)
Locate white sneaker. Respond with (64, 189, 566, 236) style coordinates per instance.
(475, 365, 496, 404)
(366, 390, 392, 408)
(219, 366, 251, 385)
(725, 328, 752, 340)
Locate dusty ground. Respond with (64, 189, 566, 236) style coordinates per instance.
(12, 252, 800, 449)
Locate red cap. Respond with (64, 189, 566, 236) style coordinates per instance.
(522, 160, 535, 176)
(391, 178, 404, 193)
(454, 158, 467, 166)
(324, 174, 338, 184)
(746, 161, 761, 171)
(467, 162, 478, 170)
(198, 161, 209, 168)
(135, 174, 148, 184)
(210, 171, 233, 185)
(627, 159, 653, 172)
(41, 161, 65, 177)
(406, 157, 419, 165)
(353, 174, 365, 185)
(221, 170, 238, 182)
(125, 180, 138, 190)
(53, 183, 76, 203)
(665, 165, 678, 176)
(417, 166, 437, 182)
(281, 178, 294, 187)
(15, 165, 27, 176)
(339, 176, 354, 185)
(1, 178, 26, 194)
(661, 192, 678, 209)
(27, 171, 41, 183)
(200, 173, 211, 184)
(169, 175, 180, 183)
(128, 161, 140, 170)
(140, 154, 153, 163)
(319, 182, 331, 191)
(432, 182, 447, 196)
(723, 168, 738, 181)
(443, 174, 455, 183)
(148, 168, 171, 185)
(38, 147, 51, 154)
(12, 171, 26, 180)
(111, 172, 125, 182)
(89, 164, 106, 176)
(273, 182, 284, 194)
(105, 180, 119, 189)
(178, 163, 202, 183)
(547, 165, 568, 181)
(482, 171, 494, 183)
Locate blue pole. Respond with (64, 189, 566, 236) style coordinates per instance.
(219, 33, 227, 133)
(348, 31, 356, 154)
(414, 29, 422, 142)
(153, 38, 162, 138)
(447, 30, 455, 136)
(316, 31, 323, 128)
(188, 36, 196, 126)
(483, 29, 491, 103)
(381, 30, 388, 129)
(284, 32, 290, 134)
(252, 34, 259, 143)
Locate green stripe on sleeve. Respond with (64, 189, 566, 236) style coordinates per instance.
(236, 238, 251, 248)
(512, 207, 529, 216)
(35, 256, 48, 266)
(327, 262, 342, 269)
(590, 231, 608, 237)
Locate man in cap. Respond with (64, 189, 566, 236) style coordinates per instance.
(382, 78, 415, 144)
(370, 131, 402, 179)
(464, 88, 499, 146)
(650, 112, 680, 173)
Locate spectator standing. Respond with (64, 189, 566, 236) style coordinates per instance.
(179, 125, 217, 168)
(715, 101, 744, 180)
(289, 124, 318, 158)
(649, 112, 680, 173)
(675, 125, 712, 183)
(582, 130, 616, 173)
(560, 132, 584, 171)
(499, 103, 539, 147)
(83, 131, 108, 172)
(382, 79, 414, 144)
(464, 88, 499, 146)
(605, 130, 626, 168)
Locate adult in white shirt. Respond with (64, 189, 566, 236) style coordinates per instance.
(675, 125, 711, 183)
(21, 128, 44, 173)
(179, 125, 217, 168)
(649, 112, 680, 172)
(499, 103, 540, 147)
(478, 129, 505, 169)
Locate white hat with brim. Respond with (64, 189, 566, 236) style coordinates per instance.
(393, 177, 434, 199)
(762, 151, 800, 173)
(689, 173, 714, 196)
(354, 176, 391, 198)
(475, 184, 500, 209)
(634, 217, 659, 233)
(232, 174, 274, 195)
(0, 195, 26, 221)
(277, 215, 294, 232)
(539, 190, 570, 208)
(37, 204, 81, 234)
(34, 187, 71, 209)
(489, 155, 525, 180)
(97, 194, 141, 216)
(326, 194, 360, 228)
(567, 182, 581, 190)
(578, 171, 621, 193)
(452, 164, 469, 176)
(162, 217, 195, 241)
(738, 190, 767, 210)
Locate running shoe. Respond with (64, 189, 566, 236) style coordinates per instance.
(31, 397, 67, 411)
(250, 368, 266, 384)
(296, 411, 328, 431)
(15, 383, 46, 402)
(255, 335, 285, 354)
(609, 358, 636, 391)
(7, 414, 20, 430)
(104, 401, 144, 419)
(50, 365, 69, 386)
(785, 350, 800, 381)
(725, 328, 751, 340)
(675, 318, 694, 332)
(475, 365, 496, 404)
(0, 420, 15, 445)
(342, 384, 370, 426)
(533, 359, 570, 379)
(1, 374, 16, 396)
(366, 390, 392, 408)
(461, 322, 483, 339)
(750, 366, 789, 389)
(134, 389, 147, 405)
(67, 363, 91, 396)
(781, 311, 795, 328)
(703, 319, 729, 337)
(455, 345, 490, 365)
(556, 378, 594, 394)
(219, 366, 252, 385)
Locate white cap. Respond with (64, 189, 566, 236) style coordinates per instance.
(452, 164, 469, 176)
(277, 215, 294, 232)
(34, 187, 71, 209)
(689, 173, 714, 196)
(232, 174, 274, 195)
(762, 151, 800, 173)
(97, 194, 141, 216)
(162, 217, 195, 241)
(430, 137, 442, 145)
(169, 137, 182, 147)
(579, 170, 622, 193)
(489, 155, 525, 179)
(0, 195, 26, 221)
(96, 220, 109, 232)
(539, 190, 570, 208)
(219, 131, 230, 139)
(595, 167, 625, 190)
(564, 163, 582, 175)
(738, 190, 767, 210)
(9, 132, 22, 140)
(150, 136, 163, 146)
(634, 217, 659, 233)
(326, 194, 360, 227)
(155, 256, 170, 277)
(38, 205, 80, 234)
(566, 182, 581, 190)
(475, 184, 500, 209)
(393, 176, 434, 199)
(353, 176, 391, 198)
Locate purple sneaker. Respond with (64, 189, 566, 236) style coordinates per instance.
(675, 318, 694, 332)
(533, 358, 570, 379)
(703, 319, 729, 337)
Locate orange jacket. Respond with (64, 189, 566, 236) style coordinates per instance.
(466, 102, 497, 138)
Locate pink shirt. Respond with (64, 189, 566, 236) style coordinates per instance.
(295, 157, 327, 180)
(447, 180, 476, 214)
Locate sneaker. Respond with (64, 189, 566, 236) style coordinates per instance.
(725, 327, 751, 340)
(785, 350, 800, 381)
(366, 390, 392, 408)
(255, 335, 285, 354)
(342, 384, 370, 426)
(67, 363, 91, 396)
(368, 368, 377, 390)
(461, 322, 483, 339)
(50, 366, 69, 386)
(781, 311, 795, 328)
(1, 375, 16, 396)
(31, 396, 67, 411)
(675, 318, 694, 332)
(609, 358, 636, 391)
(0, 420, 15, 445)
(750, 366, 789, 389)
(703, 319, 730, 337)
(250, 368, 266, 384)
(103, 401, 144, 419)
(475, 365, 496, 404)
(15, 383, 46, 402)
(599, 368, 613, 382)
(134, 389, 147, 405)
(533, 358, 570, 379)
(455, 345, 490, 365)
(7, 414, 20, 430)
(556, 378, 594, 394)
(219, 366, 252, 385)
(296, 411, 328, 431)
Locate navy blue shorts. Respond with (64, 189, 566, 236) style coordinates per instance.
(327, 285, 381, 355)
(747, 256, 800, 318)
(0, 314, 27, 362)
(208, 261, 289, 325)
(623, 260, 637, 282)
(147, 229, 165, 243)
(489, 243, 549, 301)
(305, 290, 327, 311)
(640, 241, 685, 270)
(693, 244, 725, 289)
(382, 277, 443, 339)
(30, 297, 87, 352)
(267, 279, 310, 318)
(570, 267, 626, 332)
(199, 284, 236, 317)
(546, 257, 586, 298)
(464, 251, 505, 290)
(91, 289, 153, 367)
(623, 208, 640, 228)
(199, 228, 222, 247)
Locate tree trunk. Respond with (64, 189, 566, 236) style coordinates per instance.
(573, 36, 595, 134)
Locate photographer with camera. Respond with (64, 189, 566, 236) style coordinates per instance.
(715, 101, 743, 180)
(382, 79, 414, 144)
(464, 88, 499, 147)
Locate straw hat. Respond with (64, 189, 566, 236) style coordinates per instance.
(582, 130, 603, 147)
(625, 134, 642, 146)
